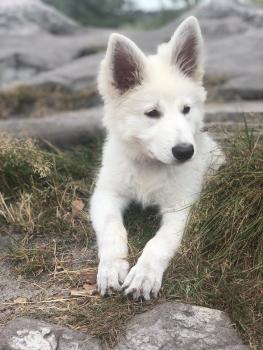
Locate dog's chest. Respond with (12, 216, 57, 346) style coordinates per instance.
(125, 161, 171, 206)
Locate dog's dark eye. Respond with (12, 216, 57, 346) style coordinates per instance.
(182, 105, 191, 115)
(144, 109, 161, 118)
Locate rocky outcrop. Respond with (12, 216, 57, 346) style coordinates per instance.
(0, 303, 248, 350)
(0, 318, 102, 350)
(195, 0, 263, 23)
(0, 29, 110, 86)
(0, 0, 80, 36)
(5, 52, 104, 92)
(1, 0, 263, 101)
(115, 303, 249, 350)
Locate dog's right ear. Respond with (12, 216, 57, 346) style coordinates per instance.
(98, 34, 146, 98)
(169, 16, 204, 82)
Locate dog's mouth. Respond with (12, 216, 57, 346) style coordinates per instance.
(174, 157, 194, 165)
(148, 155, 190, 166)
(160, 154, 195, 166)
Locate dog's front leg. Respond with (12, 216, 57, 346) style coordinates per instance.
(90, 190, 129, 296)
(122, 206, 190, 300)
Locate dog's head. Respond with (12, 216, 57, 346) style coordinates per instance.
(98, 16, 206, 165)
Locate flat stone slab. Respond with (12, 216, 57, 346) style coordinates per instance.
(0, 303, 248, 350)
(0, 0, 80, 36)
(0, 107, 104, 147)
(206, 101, 263, 121)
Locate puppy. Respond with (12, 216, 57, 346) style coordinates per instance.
(90, 16, 224, 300)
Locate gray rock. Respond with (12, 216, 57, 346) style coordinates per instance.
(0, 318, 102, 350)
(205, 26, 263, 99)
(0, 1, 112, 87)
(0, 0, 80, 36)
(6, 53, 104, 92)
(205, 101, 263, 121)
(115, 303, 249, 350)
(144, 0, 263, 100)
(2, 0, 263, 101)
(0, 107, 104, 147)
(0, 303, 249, 350)
(218, 74, 263, 101)
(0, 29, 110, 86)
(195, 0, 263, 23)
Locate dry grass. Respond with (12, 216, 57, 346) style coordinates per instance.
(0, 85, 100, 119)
(0, 129, 262, 349)
(0, 131, 100, 280)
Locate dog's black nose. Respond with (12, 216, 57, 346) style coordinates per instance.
(172, 143, 194, 161)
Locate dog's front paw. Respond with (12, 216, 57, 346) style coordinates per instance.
(122, 262, 163, 300)
(97, 258, 129, 296)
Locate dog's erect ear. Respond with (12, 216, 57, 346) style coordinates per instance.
(104, 33, 145, 94)
(170, 16, 204, 81)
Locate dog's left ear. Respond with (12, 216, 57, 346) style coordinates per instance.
(170, 16, 204, 82)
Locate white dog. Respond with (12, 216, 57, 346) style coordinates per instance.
(90, 16, 224, 300)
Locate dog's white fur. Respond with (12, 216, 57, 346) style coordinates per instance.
(90, 16, 224, 299)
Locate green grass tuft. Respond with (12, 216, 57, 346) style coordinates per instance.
(164, 130, 263, 349)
